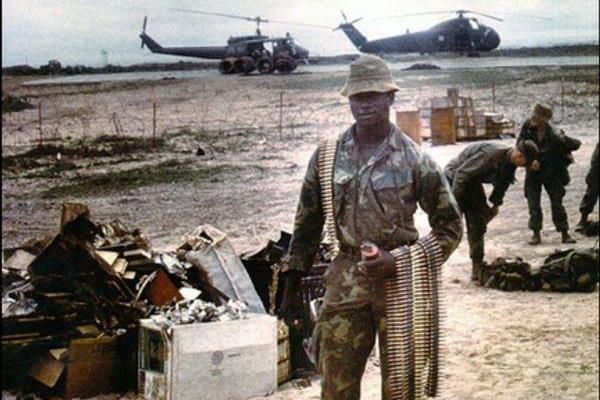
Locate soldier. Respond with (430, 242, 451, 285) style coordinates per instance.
(576, 142, 599, 232)
(279, 55, 462, 400)
(444, 140, 539, 282)
(517, 102, 581, 245)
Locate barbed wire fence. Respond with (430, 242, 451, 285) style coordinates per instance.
(2, 84, 354, 154)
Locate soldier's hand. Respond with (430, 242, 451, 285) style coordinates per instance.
(358, 249, 396, 280)
(530, 159, 540, 171)
(278, 271, 304, 328)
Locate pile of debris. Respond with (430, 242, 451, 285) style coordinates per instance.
(1, 202, 271, 397)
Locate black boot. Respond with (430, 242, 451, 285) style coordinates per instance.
(561, 230, 576, 244)
(575, 214, 588, 233)
(528, 230, 541, 245)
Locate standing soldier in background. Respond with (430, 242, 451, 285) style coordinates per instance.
(278, 54, 462, 399)
(576, 142, 599, 232)
(517, 103, 581, 245)
(444, 140, 539, 282)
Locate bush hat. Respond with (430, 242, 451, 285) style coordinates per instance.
(532, 102, 553, 122)
(340, 54, 400, 97)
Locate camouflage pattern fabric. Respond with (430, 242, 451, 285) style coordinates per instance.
(480, 257, 540, 291)
(480, 249, 599, 292)
(286, 124, 462, 399)
(539, 248, 599, 292)
(286, 124, 462, 275)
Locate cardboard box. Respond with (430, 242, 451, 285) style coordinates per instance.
(28, 335, 131, 399)
(139, 314, 277, 400)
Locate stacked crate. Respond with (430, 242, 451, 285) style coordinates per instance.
(447, 88, 477, 140)
(418, 88, 478, 144)
(484, 112, 515, 137)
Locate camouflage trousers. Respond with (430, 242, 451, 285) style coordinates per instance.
(314, 253, 391, 400)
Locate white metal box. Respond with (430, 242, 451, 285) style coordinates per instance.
(138, 314, 277, 400)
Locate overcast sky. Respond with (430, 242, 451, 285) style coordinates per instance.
(2, 0, 599, 67)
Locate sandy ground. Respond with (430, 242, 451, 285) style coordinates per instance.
(2, 62, 599, 400)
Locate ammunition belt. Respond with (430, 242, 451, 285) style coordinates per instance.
(318, 136, 340, 259)
(387, 234, 444, 400)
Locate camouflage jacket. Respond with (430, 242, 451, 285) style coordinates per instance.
(444, 142, 516, 207)
(286, 124, 463, 274)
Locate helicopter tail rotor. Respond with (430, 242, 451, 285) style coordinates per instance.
(141, 16, 148, 49)
(334, 10, 362, 31)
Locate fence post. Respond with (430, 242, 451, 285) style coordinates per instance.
(561, 77, 565, 120)
(492, 83, 496, 113)
(38, 101, 43, 145)
(153, 101, 157, 144)
(278, 92, 283, 140)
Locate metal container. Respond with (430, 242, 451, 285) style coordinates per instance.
(138, 314, 277, 400)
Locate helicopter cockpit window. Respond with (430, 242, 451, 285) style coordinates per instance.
(469, 19, 480, 30)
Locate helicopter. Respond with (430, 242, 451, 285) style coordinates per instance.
(139, 9, 326, 75)
(335, 9, 506, 56)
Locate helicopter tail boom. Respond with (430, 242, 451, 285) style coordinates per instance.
(336, 23, 368, 51)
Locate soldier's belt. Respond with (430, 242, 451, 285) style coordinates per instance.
(386, 234, 445, 400)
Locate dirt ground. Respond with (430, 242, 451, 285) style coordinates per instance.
(2, 62, 599, 400)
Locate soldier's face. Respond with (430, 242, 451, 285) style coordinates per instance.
(349, 91, 395, 127)
(511, 149, 527, 167)
(530, 114, 547, 129)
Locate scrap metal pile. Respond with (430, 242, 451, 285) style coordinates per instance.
(1, 202, 268, 396)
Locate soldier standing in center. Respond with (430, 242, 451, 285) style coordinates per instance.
(279, 54, 463, 399)
(517, 102, 581, 245)
(444, 140, 539, 282)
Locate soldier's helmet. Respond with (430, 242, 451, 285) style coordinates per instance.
(339, 54, 399, 97)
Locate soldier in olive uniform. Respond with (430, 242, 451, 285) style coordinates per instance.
(279, 55, 463, 400)
(517, 103, 580, 245)
(576, 142, 599, 232)
(444, 141, 539, 282)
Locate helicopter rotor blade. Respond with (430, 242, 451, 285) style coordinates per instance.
(492, 12, 553, 21)
(375, 9, 504, 21)
(348, 18, 363, 25)
(168, 7, 269, 24)
(341, 10, 348, 22)
(461, 10, 503, 22)
(375, 11, 453, 21)
(266, 18, 333, 29)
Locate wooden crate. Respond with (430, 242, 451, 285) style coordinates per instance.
(396, 110, 422, 145)
(430, 107, 456, 145)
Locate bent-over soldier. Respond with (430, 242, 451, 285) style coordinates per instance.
(279, 55, 462, 400)
(517, 102, 581, 245)
(444, 140, 539, 282)
(576, 142, 599, 232)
